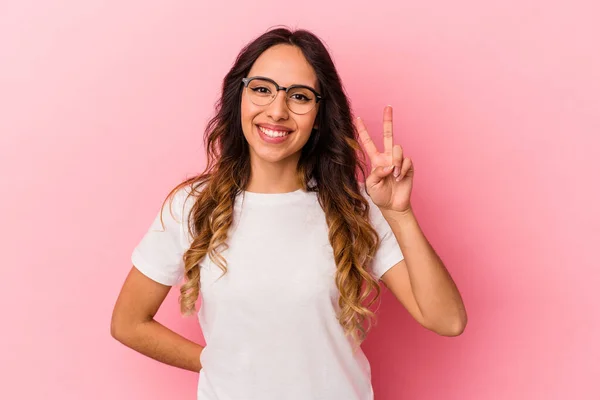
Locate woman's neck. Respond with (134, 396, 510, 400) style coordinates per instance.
(245, 156, 302, 194)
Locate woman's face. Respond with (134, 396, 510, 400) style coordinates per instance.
(241, 44, 320, 166)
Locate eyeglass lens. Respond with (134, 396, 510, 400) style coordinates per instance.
(246, 78, 317, 114)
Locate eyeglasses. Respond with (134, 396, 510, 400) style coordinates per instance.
(241, 76, 322, 115)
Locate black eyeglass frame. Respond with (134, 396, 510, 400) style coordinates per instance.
(241, 76, 322, 114)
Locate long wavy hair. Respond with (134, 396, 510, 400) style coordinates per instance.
(160, 27, 383, 346)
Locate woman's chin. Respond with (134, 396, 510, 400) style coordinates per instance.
(250, 146, 302, 165)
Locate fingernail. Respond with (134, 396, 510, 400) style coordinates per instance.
(386, 165, 394, 171)
(393, 166, 400, 177)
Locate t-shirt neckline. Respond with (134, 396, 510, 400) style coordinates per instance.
(240, 187, 308, 204)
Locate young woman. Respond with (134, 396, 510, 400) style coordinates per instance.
(111, 27, 467, 400)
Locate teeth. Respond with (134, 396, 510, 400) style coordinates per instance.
(258, 126, 290, 138)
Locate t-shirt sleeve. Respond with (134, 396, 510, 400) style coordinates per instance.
(364, 189, 405, 280)
(131, 187, 190, 286)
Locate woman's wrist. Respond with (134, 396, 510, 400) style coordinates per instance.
(198, 346, 205, 372)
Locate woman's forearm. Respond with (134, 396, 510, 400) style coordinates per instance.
(382, 207, 467, 334)
(112, 318, 204, 372)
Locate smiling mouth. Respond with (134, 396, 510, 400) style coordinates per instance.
(257, 125, 292, 138)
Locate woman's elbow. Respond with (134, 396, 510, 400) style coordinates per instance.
(110, 309, 134, 342)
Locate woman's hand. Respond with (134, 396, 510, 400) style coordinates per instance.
(355, 106, 414, 214)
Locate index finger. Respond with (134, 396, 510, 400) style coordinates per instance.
(355, 117, 379, 161)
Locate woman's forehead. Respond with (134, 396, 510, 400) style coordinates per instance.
(248, 45, 318, 89)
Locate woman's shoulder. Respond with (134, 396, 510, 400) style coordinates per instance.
(162, 179, 207, 219)
(177, 180, 205, 202)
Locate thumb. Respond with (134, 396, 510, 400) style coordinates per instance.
(367, 165, 394, 187)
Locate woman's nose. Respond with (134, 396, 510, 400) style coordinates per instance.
(266, 91, 289, 120)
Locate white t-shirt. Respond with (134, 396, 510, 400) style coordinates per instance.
(131, 183, 404, 400)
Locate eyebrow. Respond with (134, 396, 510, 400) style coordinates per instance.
(251, 75, 319, 92)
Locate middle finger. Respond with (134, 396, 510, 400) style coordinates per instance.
(383, 106, 394, 157)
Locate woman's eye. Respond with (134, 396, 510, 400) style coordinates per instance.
(291, 94, 310, 102)
(252, 86, 270, 94)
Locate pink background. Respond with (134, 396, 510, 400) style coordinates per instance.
(1, 1, 598, 399)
